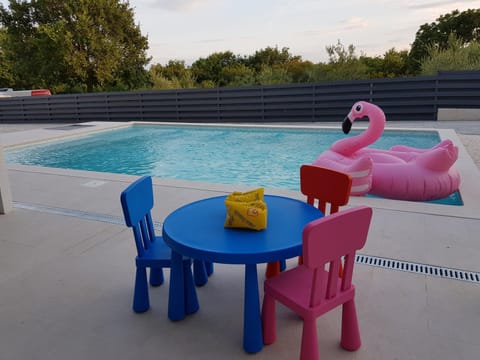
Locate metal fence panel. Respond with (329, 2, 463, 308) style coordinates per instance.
(1, 71, 479, 124)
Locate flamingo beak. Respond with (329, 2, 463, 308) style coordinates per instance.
(342, 116, 352, 134)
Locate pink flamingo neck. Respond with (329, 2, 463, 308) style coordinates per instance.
(331, 102, 386, 156)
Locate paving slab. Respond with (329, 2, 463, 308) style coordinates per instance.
(1, 121, 480, 360)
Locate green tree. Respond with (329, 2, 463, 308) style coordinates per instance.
(309, 41, 368, 81)
(0, 0, 150, 93)
(245, 46, 312, 84)
(191, 51, 243, 86)
(149, 60, 196, 89)
(150, 60, 189, 81)
(283, 59, 315, 83)
(361, 48, 409, 78)
(421, 34, 480, 75)
(245, 46, 300, 73)
(407, 9, 480, 74)
(0, 28, 14, 87)
(325, 41, 359, 63)
(257, 66, 292, 85)
(149, 74, 181, 90)
(221, 64, 255, 86)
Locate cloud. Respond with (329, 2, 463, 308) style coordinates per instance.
(401, 0, 480, 24)
(295, 17, 369, 39)
(193, 38, 229, 44)
(339, 17, 369, 31)
(406, 0, 474, 10)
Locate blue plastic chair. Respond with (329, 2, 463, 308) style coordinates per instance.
(120, 176, 208, 313)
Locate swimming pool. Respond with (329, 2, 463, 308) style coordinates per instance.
(5, 124, 462, 204)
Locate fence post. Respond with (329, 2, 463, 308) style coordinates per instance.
(0, 144, 13, 214)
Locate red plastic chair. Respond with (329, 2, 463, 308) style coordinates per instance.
(299, 164, 353, 215)
(262, 206, 373, 360)
(265, 165, 352, 278)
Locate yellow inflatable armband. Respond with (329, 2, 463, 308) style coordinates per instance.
(224, 188, 267, 231)
(226, 188, 264, 203)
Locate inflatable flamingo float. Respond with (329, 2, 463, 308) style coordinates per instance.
(313, 101, 461, 201)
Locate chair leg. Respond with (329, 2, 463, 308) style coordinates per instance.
(265, 261, 280, 279)
(300, 317, 319, 360)
(341, 299, 361, 351)
(149, 267, 164, 286)
(168, 251, 186, 321)
(265, 260, 287, 279)
(261, 292, 276, 345)
(133, 267, 150, 313)
(183, 260, 199, 315)
(205, 261, 214, 276)
(193, 259, 209, 287)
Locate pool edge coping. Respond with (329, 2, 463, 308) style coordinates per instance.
(2, 121, 480, 220)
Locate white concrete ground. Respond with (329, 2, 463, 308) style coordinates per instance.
(1, 122, 480, 360)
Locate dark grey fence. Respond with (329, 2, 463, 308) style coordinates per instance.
(1, 71, 479, 124)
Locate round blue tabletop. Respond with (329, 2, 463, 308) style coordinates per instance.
(162, 195, 322, 264)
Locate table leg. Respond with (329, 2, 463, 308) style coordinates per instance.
(184, 259, 199, 314)
(193, 259, 208, 286)
(243, 264, 263, 353)
(168, 250, 186, 321)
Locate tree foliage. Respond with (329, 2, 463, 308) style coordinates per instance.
(245, 46, 300, 72)
(420, 35, 480, 75)
(187, 47, 309, 87)
(0, 0, 150, 93)
(219, 63, 255, 87)
(149, 60, 196, 89)
(0, 28, 14, 87)
(361, 48, 409, 78)
(191, 51, 242, 86)
(407, 9, 480, 74)
(148, 41, 412, 89)
(1, 5, 479, 93)
(307, 41, 368, 81)
(257, 66, 292, 85)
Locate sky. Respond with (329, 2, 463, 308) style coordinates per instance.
(129, 0, 480, 65)
(1, 0, 480, 66)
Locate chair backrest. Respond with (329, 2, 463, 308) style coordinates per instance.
(120, 176, 156, 257)
(302, 206, 372, 307)
(300, 165, 352, 214)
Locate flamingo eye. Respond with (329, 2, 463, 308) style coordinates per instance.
(355, 104, 362, 112)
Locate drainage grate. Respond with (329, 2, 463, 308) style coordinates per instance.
(12, 202, 480, 284)
(356, 254, 480, 284)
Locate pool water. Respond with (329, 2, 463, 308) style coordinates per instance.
(5, 124, 462, 205)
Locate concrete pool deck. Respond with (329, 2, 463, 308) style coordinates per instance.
(1, 121, 480, 360)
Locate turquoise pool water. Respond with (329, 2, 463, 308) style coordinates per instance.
(5, 124, 462, 205)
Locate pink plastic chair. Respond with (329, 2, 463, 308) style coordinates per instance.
(265, 165, 352, 278)
(262, 206, 373, 360)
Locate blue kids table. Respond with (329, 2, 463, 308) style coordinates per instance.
(162, 195, 322, 353)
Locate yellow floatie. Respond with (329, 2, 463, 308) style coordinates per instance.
(224, 188, 267, 231)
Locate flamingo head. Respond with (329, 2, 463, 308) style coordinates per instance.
(342, 101, 384, 134)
